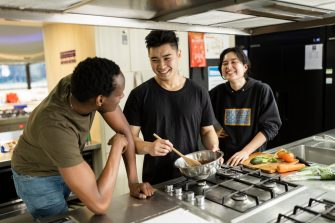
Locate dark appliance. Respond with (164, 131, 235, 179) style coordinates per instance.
(236, 25, 335, 147)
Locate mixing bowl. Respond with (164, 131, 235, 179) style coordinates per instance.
(174, 150, 223, 180)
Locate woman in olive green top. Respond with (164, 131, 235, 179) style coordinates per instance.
(11, 57, 155, 219)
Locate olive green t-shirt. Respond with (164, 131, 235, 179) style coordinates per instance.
(11, 75, 95, 176)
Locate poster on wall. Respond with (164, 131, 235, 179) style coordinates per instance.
(204, 34, 230, 59)
(304, 44, 323, 70)
(188, 32, 207, 68)
(208, 66, 226, 90)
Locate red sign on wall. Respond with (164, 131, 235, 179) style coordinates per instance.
(188, 32, 207, 68)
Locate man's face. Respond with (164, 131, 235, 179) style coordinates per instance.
(148, 43, 181, 81)
(100, 73, 125, 113)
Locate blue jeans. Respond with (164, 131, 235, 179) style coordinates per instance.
(12, 169, 71, 219)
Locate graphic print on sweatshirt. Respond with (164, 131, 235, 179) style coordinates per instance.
(224, 108, 251, 126)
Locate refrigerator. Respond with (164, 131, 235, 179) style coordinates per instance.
(235, 25, 335, 148)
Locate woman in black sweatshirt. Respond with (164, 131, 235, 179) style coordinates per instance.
(209, 47, 282, 166)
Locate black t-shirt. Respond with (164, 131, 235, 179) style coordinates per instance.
(124, 78, 215, 184)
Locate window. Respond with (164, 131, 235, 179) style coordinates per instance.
(29, 63, 47, 88)
(0, 64, 27, 89)
(0, 62, 46, 89)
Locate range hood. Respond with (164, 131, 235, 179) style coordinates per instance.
(1, 0, 335, 35)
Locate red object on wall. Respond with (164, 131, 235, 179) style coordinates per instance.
(6, 93, 19, 103)
(189, 32, 207, 68)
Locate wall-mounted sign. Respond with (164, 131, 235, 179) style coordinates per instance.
(204, 34, 229, 59)
(60, 50, 76, 64)
(189, 32, 206, 68)
(304, 44, 322, 70)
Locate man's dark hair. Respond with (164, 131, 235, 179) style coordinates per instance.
(145, 30, 179, 50)
(71, 57, 121, 102)
(218, 46, 251, 77)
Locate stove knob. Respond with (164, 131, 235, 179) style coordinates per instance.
(184, 191, 195, 201)
(174, 187, 183, 196)
(165, 185, 174, 193)
(195, 195, 205, 206)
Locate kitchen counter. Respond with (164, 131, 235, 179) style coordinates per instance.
(1, 130, 335, 223)
(0, 191, 223, 223)
(267, 129, 335, 192)
(0, 142, 101, 168)
(0, 116, 28, 133)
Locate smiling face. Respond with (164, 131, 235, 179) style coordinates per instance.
(148, 43, 181, 81)
(221, 52, 248, 83)
(99, 73, 125, 113)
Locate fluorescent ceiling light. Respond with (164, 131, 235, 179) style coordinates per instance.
(215, 17, 292, 29)
(278, 0, 335, 7)
(168, 10, 254, 25)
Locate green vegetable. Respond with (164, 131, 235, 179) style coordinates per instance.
(298, 165, 335, 180)
(319, 167, 335, 180)
(250, 156, 278, 165)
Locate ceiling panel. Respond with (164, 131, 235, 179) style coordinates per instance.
(0, 0, 82, 11)
(0, 0, 335, 36)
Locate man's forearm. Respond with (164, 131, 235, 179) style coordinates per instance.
(133, 136, 152, 155)
(119, 117, 139, 184)
(201, 127, 219, 150)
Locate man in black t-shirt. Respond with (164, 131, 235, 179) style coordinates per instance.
(124, 30, 219, 185)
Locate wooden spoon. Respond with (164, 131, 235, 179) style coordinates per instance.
(153, 133, 201, 167)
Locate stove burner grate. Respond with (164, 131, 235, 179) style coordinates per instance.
(158, 165, 301, 215)
(276, 198, 335, 222)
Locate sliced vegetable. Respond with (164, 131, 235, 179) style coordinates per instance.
(281, 152, 295, 162)
(276, 149, 288, 159)
(275, 149, 296, 162)
(250, 156, 279, 165)
(250, 156, 269, 165)
(277, 163, 305, 173)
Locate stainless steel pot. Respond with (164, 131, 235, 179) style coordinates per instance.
(174, 150, 223, 180)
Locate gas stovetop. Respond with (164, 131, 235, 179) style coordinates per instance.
(155, 165, 330, 223)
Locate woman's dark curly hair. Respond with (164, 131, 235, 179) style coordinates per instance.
(71, 57, 121, 102)
(145, 30, 179, 50)
(218, 46, 251, 78)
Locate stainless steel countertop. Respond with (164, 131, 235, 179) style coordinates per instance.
(1, 130, 335, 223)
(266, 129, 335, 192)
(0, 191, 223, 223)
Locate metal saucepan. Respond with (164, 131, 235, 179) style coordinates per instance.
(174, 150, 223, 180)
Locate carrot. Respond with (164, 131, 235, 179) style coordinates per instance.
(277, 163, 306, 173)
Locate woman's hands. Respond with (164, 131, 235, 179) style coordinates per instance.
(226, 150, 250, 166)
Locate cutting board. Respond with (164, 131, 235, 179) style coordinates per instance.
(242, 152, 299, 173)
